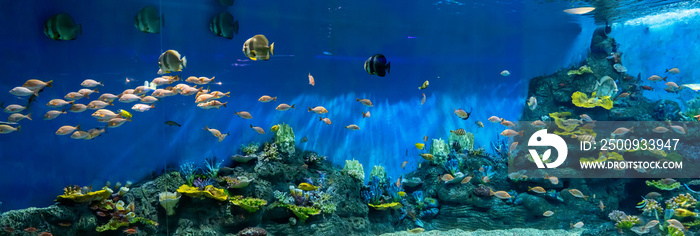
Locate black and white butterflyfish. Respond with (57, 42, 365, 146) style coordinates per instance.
(134, 5, 162, 34)
(44, 13, 82, 40)
(210, 12, 239, 39)
(364, 54, 391, 77)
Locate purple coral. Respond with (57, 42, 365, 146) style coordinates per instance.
(193, 177, 213, 190)
(237, 227, 268, 236)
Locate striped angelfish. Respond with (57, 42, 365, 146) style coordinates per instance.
(44, 13, 82, 40)
(364, 54, 391, 77)
(134, 5, 162, 34)
(210, 12, 239, 39)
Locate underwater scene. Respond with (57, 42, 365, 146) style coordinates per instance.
(3, 0, 700, 235)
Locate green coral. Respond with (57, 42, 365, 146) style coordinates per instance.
(240, 142, 260, 155)
(667, 226, 685, 236)
(312, 192, 337, 214)
(369, 165, 387, 184)
(260, 142, 280, 162)
(567, 65, 593, 76)
(448, 131, 474, 152)
(279, 204, 321, 222)
(646, 179, 681, 191)
(342, 159, 364, 181)
(274, 123, 295, 154)
(429, 138, 450, 165)
(614, 215, 641, 230)
(368, 202, 403, 211)
(96, 217, 157, 232)
(230, 195, 267, 213)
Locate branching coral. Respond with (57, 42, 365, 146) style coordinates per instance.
(385, 176, 403, 203)
(220, 176, 253, 189)
(260, 142, 280, 162)
(442, 158, 461, 176)
(608, 210, 641, 230)
(179, 162, 198, 185)
(204, 157, 223, 178)
(637, 199, 662, 218)
(666, 193, 697, 210)
(240, 142, 260, 155)
(361, 176, 384, 205)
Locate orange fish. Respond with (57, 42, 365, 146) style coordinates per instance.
(545, 174, 559, 185)
(363, 111, 371, 118)
(319, 117, 331, 125)
(24, 227, 37, 233)
(396, 176, 402, 188)
(96, 211, 107, 217)
(509, 142, 518, 154)
(490, 190, 511, 200)
(568, 189, 589, 200)
(570, 222, 584, 228)
(308, 73, 315, 86)
(124, 228, 138, 235)
(39, 232, 53, 236)
(421, 93, 426, 105)
(481, 176, 490, 183)
(528, 186, 546, 194)
(2, 227, 14, 233)
(401, 161, 408, 169)
(460, 176, 472, 184)
(440, 174, 454, 182)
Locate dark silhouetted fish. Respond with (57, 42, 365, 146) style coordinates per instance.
(165, 121, 181, 127)
(364, 54, 390, 77)
(210, 12, 239, 39)
(134, 5, 162, 34)
(44, 13, 81, 40)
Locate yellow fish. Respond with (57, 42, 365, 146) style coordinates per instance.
(407, 228, 424, 233)
(117, 109, 132, 119)
(418, 80, 429, 90)
(297, 183, 319, 191)
(398, 191, 406, 197)
(674, 208, 697, 218)
(415, 143, 425, 150)
(271, 124, 280, 132)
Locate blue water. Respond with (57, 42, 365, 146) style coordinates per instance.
(0, 0, 600, 211)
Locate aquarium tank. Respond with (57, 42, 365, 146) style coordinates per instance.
(2, 0, 700, 235)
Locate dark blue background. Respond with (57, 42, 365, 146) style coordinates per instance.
(0, 0, 594, 210)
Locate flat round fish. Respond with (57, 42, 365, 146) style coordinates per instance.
(364, 54, 391, 77)
(134, 5, 161, 34)
(210, 12, 239, 39)
(44, 13, 81, 40)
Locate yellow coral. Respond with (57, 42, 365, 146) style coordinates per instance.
(368, 202, 403, 211)
(56, 188, 112, 203)
(567, 65, 593, 76)
(177, 185, 228, 201)
(572, 91, 613, 110)
(549, 112, 578, 132)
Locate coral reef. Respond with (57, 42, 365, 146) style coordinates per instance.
(429, 138, 450, 164)
(342, 159, 365, 181)
(274, 123, 295, 154)
(448, 131, 474, 153)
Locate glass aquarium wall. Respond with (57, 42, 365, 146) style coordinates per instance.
(1, 0, 699, 235)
